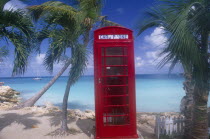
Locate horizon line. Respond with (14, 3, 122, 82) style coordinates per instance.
(0, 73, 183, 78)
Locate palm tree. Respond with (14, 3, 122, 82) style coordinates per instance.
(14, 1, 80, 108)
(60, 43, 87, 133)
(137, 0, 209, 138)
(0, 0, 33, 75)
(180, 72, 194, 138)
(15, 0, 120, 109)
(14, 0, 119, 133)
(30, 0, 100, 133)
(0, 46, 9, 63)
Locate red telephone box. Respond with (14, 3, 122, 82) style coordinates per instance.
(94, 26, 138, 138)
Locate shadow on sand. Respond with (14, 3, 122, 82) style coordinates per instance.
(76, 118, 95, 137)
(38, 110, 95, 137)
(38, 111, 76, 127)
(0, 112, 40, 131)
(38, 111, 81, 136)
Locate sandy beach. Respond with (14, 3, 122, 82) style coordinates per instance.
(0, 107, 95, 139)
(0, 105, 182, 139)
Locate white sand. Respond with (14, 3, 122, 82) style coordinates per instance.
(0, 107, 161, 139)
(0, 109, 95, 139)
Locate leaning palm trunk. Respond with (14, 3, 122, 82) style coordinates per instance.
(61, 76, 72, 132)
(180, 73, 194, 139)
(191, 84, 209, 139)
(15, 59, 71, 108)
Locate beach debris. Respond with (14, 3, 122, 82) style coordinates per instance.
(23, 106, 50, 113)
(47, 127, 81, 136)
(0, 82, 4, 86)
(68, 109, 95, 120)
(0, 86, 20, 109)
(84, 110, 95, 120)
(44, 102, 60, 112)
(45, 101, 54, 108)
(31, 125, 39, 128)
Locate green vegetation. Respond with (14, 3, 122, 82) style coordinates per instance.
(14, 0, 119, 133)
(0, 46, 9, 63)
(0, 0, 34, 75)
(137, 0, 210, 138)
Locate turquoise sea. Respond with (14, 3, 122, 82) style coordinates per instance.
(1, 74, 209, 112)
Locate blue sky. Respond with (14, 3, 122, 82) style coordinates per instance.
(0, 0, 183, 77)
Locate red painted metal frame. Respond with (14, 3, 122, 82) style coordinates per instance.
(94, 26, 138, 139)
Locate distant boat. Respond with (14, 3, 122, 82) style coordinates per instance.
(33, 77, 42, 80)
(33, 70, 42, 80)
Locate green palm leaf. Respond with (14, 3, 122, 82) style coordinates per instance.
(0, 46, 9, 62)
(138, 0, 209, 82)
(0, 1, 34, 75)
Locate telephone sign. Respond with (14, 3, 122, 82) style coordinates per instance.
(99, 35, 129, 39)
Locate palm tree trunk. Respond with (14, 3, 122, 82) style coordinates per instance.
(191, 84, 209, 139)
(15, 59, 71, 109)
(61, 76, 72, 131)
(180, 73, 194, 139)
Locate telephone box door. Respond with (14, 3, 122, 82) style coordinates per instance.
(94, 26, 138, 138)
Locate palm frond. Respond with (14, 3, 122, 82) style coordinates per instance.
(43, 28, 81, 73)
(28, 2, 77, 23)
(138, 0, 208, 82)
(31, 0, 119, 77)
(0, 9, 33, 39)
(3, 31, 31, 75)
(0, 46, 9, 61)
(69, 43, 87, 85)
(98, 16, 121, 27)
(0, 0, 9, 11)
(79, 0, 102, 19)
(0, 6, 34, 75)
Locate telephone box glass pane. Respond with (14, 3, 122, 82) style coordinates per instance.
(102, 67, 128, 76)
(103, 115, 130, 126)
(101, 46, 130, 126)
(103, 86, 128, 96)
(105, 96, 129, 105)
(105, 47, 127, 56)
(106, 57, 127, 65)
(103, 106, 130, 125)
(104, 106, 129, 114)
(104, 77, 128, 85)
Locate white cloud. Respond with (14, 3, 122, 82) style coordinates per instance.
(35, 54, 45, 65)
(146, 50, 170, 66)
(144, 27, 167, 48)
(146, 50, 161, 59)
(136, 62, 143, 67)
(4, 0, 27, 11)
(135, 56, 144, 67)
(136, 56, 141, 61)
(140, 27, 169, 67)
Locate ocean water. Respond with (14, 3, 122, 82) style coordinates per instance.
(1, 74, 209, 112)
